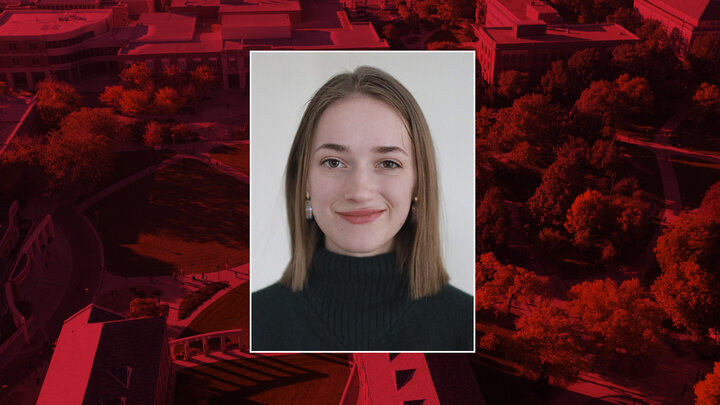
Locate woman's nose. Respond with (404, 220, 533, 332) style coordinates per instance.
(344, 168, 375, 202)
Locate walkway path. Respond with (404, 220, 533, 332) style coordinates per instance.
(95, 264, 249, 340)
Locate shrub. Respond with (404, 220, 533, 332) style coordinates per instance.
(178, 281, 229, 319)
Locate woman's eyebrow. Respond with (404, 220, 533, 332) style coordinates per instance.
(314, 144, 408, 156)
(315, 143, 348, 153)
(374, 146, 408, 156)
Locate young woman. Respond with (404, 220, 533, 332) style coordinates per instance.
(252, 66, 473, 351)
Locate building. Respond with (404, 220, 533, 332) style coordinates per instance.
(634, 0, 720, 56)
(0, 0, 387, 90)
(37, 304, 172, 404)
(118, 0, 388, 89)
(485, 0, 564, 26)
(477, 21, 639, 83)
(0, 8, 129, 88)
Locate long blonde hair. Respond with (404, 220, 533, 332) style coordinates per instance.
(281, 66, 447, 299)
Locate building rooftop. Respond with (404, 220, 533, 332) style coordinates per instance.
(0, 9, 112, 37)
(644, 0, 720, 25)
(482, 23, 639, 45)
(121, 29, 222, 54)
(495, 0, 562, 22)
(37, 304, 167, 405)
(134, 12, 196, 42)
(37, 0, 101, 4)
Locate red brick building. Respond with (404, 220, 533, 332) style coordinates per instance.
(477, 21, 639, 83)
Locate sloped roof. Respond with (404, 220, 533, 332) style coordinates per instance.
(37, 305, 167, 404)
(644, 0, 720, 25)
(83, 317, 167, 403)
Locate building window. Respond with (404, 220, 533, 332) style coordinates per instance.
(29, 43, 37, 51)
(9, 43, 16, 51)
(32, 58, 39, 65)
(177, 58, 186, 71)
(11, 58, 19, 65)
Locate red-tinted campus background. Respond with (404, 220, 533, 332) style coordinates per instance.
(1, 0, 720, 403)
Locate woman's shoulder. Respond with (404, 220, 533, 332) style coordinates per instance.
(430, 283, 473, 308)
(252, 282, 296, 312)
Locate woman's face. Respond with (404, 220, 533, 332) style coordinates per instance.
(307, 94, 416, 257)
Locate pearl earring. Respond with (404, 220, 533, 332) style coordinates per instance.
(305, 192, 313, 219)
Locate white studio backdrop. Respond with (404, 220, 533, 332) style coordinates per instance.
(250, 51, 476, 296)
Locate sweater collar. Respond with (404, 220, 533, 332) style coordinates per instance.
(302, 247, 412, 349)
(308, 247, 405, 289)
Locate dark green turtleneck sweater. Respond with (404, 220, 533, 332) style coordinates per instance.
(251, 248, 474, 351)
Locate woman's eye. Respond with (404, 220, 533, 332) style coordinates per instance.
(379, 160, 400, 169)
(322, 159, 343, 168)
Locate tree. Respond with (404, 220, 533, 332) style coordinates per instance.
(568, 278, 663, 363)
(654, 213, 720, 274)
(573, 79, 618, 125)
(158, 64, 186, 89)
(41, 128, 112, 190)
(127, 297, 169, 319)
(154, 87, 187, 115)
(35, 78, 82, 128)
(143, 121, 169, 148)
(426, 41, 456, 50)
(652, 261, 720, 335)
(614, 74, 654, 119)
(190, 65, 218, 96)
(118, 89, 152, 116)
(604, 7, 642, 32)
(120, 62, 154, 92)
(59, 108, 128, 144)
(382, 23, 398, 40)
(687, 34, 720, 83)
(527, 153, 585, 228)
(695, 362, 720, 405)
(611, 42, 652, 77)
(476, 187, 511, 254)
(476, 252, 547, 315)
(495, 70, 529, 100)
(512, 303, 583, 383)
(565, 190, 647, 261)
(700, 181, 720, 217)
(99, 85, 125, 110)
(588, 139, 622, 179)
(489, 93, 564, 152)
(0, 136, 47, 201)
(689, 82, 720, 126)
(541, 60, 570, 103)
(652, 213, 720, 335)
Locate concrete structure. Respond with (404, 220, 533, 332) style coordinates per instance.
(485, 0, 564, 26)
(0, 200, 19, 259)
(340, 353, 485, 405)
(169, 328, 244, 360)
(0, 8, 128, 88)
(38, 304, 172, 404)
(477, 21, 639, 83)
(634, 0, 720, 57)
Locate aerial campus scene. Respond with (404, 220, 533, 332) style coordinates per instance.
(0, 0, 719, 403)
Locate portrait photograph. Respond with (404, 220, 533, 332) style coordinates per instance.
(249, 51, 476, 352)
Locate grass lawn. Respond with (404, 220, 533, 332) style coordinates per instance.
(174, 354, 350, 404)
(670, 120, 720, 155)
(671, 156, 720, 210)
(91, 158, 248, 276)
(209, 144, 249, 175)
(180, 283, 249, 345)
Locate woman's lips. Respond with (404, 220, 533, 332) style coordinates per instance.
(337, 209, 385, 224)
